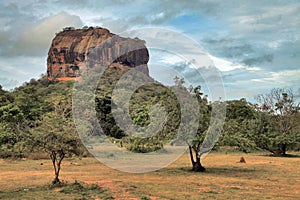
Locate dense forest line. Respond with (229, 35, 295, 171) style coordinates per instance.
(0, 69, 300, 178)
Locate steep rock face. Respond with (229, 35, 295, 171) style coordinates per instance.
(47, 27, 149, 80)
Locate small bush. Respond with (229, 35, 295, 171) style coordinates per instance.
(140, 194, 151, 200)
(59, 180, 86, 194)
(121, 136, 163, 153)
(56, 180, 114, 199)
(0, 145, 25, 159)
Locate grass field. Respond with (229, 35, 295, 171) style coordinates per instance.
(0, 151, 299, 199)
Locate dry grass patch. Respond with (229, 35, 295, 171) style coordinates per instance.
(0, 152, 300, 199)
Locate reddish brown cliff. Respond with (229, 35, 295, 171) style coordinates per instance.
(47, 27, 149, 80)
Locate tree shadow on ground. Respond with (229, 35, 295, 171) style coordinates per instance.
(156, 166, 261, 179)
(205, 166, 258, 175)
(155, 167, 193, 174)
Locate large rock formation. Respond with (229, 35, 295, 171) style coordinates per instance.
(47, 27, 149, 81)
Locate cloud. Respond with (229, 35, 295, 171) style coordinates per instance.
(0, 6, 83, 90)
(252, 69, 300, 88)
(42, 0, 219, 33)
(181, 1, 300, 77)
(241, 54, 273, 66)
(1, 12, 83, 57)
(220, 67, 300, 101)
(204, 39, 254, 58)
(149, 49, 208, 86)
(210, 55, 244, 72)
(0, 76, 20, 91)
(0, 56, 45, 86)
(17, 12, 82, 56)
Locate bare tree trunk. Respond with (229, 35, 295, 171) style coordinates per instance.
(193, 156, 205, 172)
(281, 144, 287, 156)
(53, 174, 60, 185)
(53, 162, 60, 185)
(50, 152, 65, 184)
(50, 153, 59, 184)
(189, 145, 195, 166)
(188, 145, 205, 172)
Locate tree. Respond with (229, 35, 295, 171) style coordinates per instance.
(220, 99, 258, 153)
(255, 88, 300, 155)
(0, 80, 78, 160)
(173, 76, 185, 88)
(12, 86, 48, 123)
(0, 85, 14, 107)
(30, 113, 84, 184)
(181, 85, 211, 172)
(30, 94, 83, 184)
(0, 104, 26, 158)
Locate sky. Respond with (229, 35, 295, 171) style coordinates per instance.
(0, 0, 299, 102)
